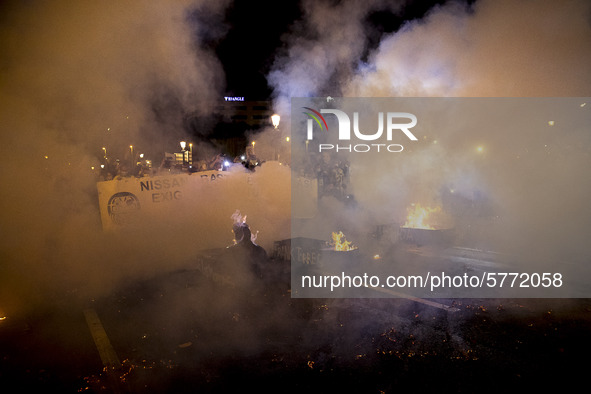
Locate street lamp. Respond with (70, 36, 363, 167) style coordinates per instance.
(271, 114, 280, 129)
(101, 147, 108, 167)
(271, 114, 282, 160)
(129, 145, 134, 172)
(180, 141, 186, 167)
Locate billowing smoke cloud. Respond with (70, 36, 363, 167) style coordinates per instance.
(270, 0, 591, 114)
(268, 0, 405, 117)
(346, 0, 591, 97)
(270, 0, 591, 276)
(0, 0, 232, 313)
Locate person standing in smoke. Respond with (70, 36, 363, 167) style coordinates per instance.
(226, 210, 268, 279)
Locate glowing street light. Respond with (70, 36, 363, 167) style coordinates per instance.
(271, 114, 281, 129)
(180, 141, 187, 167)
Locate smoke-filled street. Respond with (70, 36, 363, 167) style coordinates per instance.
(1, 0, 591, 392)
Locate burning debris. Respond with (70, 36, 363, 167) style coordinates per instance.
(403, 203, 444, 230)
(328, 231, 358, 252)
(400, 203, 455, 246)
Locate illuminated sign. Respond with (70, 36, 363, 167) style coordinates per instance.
(224, 96, 244, 102)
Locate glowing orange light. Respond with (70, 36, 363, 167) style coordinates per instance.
(402, 203, 442, 230)
(330, 231, 358, 251)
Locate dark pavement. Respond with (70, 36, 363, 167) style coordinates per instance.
(1, 252, 591, 393)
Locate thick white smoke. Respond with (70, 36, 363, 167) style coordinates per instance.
(269, 0, 591, 274)
(0, 0, 231, 312)
(268, 0, 405, 117)
(346, 0, 591, 97)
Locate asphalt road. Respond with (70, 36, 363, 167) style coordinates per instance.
(1, 250, 590, 393)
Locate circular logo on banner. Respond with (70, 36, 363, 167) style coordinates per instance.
(107, 192, 141, 226)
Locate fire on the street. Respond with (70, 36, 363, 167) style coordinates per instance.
(329, 231, 358, 251)
(402, 203, 442, 230)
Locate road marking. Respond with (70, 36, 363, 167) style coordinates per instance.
(83, 308, 121, 369)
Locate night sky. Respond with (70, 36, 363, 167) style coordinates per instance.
(213, 0, 303, 99)
(214, 0, 452, 100)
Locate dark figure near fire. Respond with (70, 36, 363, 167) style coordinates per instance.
(226, 210, 268, 280)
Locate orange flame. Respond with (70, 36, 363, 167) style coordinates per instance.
(330, 231, 358, 251)
(402, 203, 441, 230)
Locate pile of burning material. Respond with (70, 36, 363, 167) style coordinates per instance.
(320, 231, 361, 272)
(327, 231, 358, 252)
(273, 232, 360, 273)
(400, 203, 455, 246)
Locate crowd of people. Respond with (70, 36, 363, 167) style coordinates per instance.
(95, 147, 352, 204)
(297, 152, 351, 201)
(96, 150, 263, 181)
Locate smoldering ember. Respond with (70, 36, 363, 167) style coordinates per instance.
(1, 1, 591, 393)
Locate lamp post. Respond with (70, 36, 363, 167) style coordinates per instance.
(180, 141, 186, 167)
(101, 147, 108, 168)
(129, 145, 133, 173)
(271, 113, 280, 129)
(271, 114, 281, 160)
